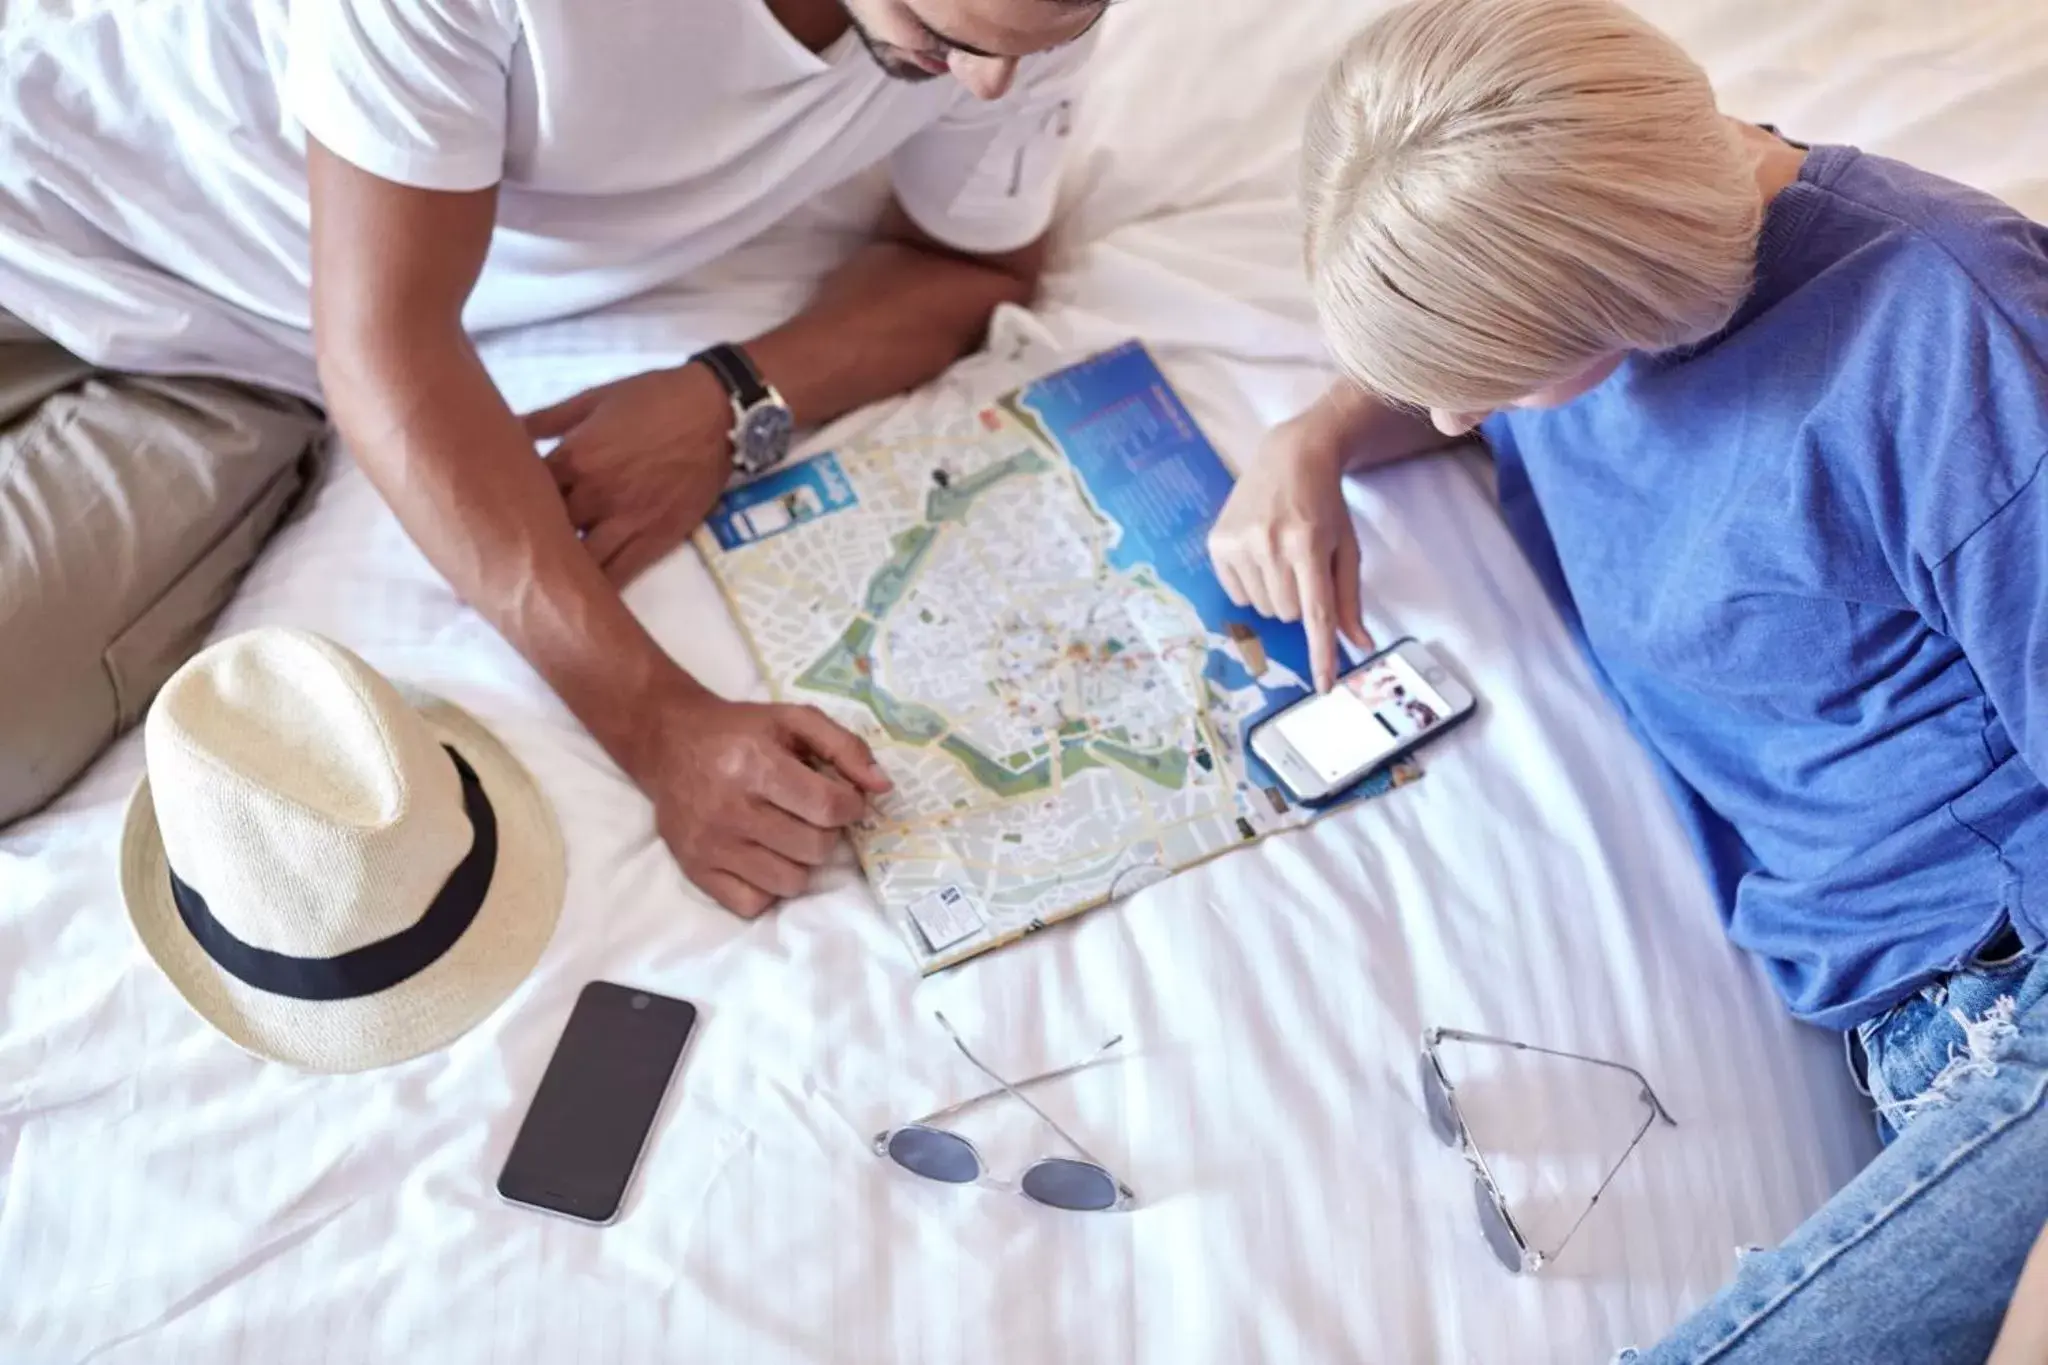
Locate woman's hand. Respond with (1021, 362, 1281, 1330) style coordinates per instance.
(1207, 405, 1373, 692)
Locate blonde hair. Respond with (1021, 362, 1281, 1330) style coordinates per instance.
(1302, 0, 1763, 413)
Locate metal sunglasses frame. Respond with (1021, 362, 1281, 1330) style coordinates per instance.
(1421, 1026, 1675, 1273)
(873, 1012, 1138, 1212)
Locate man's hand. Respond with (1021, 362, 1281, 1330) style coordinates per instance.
(523, 363, 735, 587)
(637, 694, 894, 918)
(1208, 409, 1372, 693)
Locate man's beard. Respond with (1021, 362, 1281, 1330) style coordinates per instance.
(843, 7, 945, 82)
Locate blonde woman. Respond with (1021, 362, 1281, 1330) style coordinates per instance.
(1208, 0, 2048, 1357)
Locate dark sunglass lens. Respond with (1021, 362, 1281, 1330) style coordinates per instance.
(1020, 1158, 1120, 1211)
(886, 1126, 982, 1184)
(1473, 1175, 1527, 1273)
(1418, 1052, 1460, 1146)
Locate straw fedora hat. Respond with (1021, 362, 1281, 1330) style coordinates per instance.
(120, 628, 565, 1073)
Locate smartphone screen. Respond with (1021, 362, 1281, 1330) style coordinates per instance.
(496, 982, 697, 1225)
(1270, 649, 1457, 789)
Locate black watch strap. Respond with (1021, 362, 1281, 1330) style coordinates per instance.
(693, 343, 771, 409)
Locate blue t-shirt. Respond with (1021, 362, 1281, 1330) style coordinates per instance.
(1482, 145, 2048, 1031)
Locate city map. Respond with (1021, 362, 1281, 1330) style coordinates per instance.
(698, 342, 1419, 971)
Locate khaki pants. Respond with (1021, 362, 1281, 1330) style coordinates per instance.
(0, 321, 324, 824)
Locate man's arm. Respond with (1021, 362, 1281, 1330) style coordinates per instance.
(522, 199, 1047, 586)
(307, 142, 887, 918)
(751, 201, 1044, 426)
(306, 146, 676, 753)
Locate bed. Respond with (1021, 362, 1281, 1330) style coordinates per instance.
(4, 1, 2043, 1360)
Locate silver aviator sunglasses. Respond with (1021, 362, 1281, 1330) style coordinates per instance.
(1420, 1026, 1675, 1272)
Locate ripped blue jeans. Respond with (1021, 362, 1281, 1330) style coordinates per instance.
(1620, 936, 2048, 1364)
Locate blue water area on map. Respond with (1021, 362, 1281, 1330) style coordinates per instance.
(1203, 650, 1257, 692)
(1019, 342, 1314, 696)
(708, 453, 858, 550)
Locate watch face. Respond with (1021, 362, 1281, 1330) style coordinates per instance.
(737, 402, 794, 472)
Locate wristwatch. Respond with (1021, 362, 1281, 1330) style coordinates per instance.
(692, 342, 794, 477)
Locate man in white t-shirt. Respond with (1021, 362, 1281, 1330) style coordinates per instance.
(0, 0, 1102, 915)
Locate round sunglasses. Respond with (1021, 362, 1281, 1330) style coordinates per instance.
(874, 1013, 1136, 1213)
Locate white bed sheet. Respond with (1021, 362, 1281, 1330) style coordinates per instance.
(3, 2, 2043, 1361)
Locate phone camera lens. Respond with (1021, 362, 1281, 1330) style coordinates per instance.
(631, 994, 650, 1011)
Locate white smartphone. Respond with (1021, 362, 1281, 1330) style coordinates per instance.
(1249, 638, 1476, 804)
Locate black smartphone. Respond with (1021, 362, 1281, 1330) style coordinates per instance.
(496, 981, 698, 1226)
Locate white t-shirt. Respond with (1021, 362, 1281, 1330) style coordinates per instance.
(0, 0, 1091, 397)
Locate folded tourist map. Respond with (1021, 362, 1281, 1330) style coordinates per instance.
(700, 342, 1418, 971)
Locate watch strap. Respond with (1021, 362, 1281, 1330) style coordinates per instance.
(693, 343, 771, 410)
